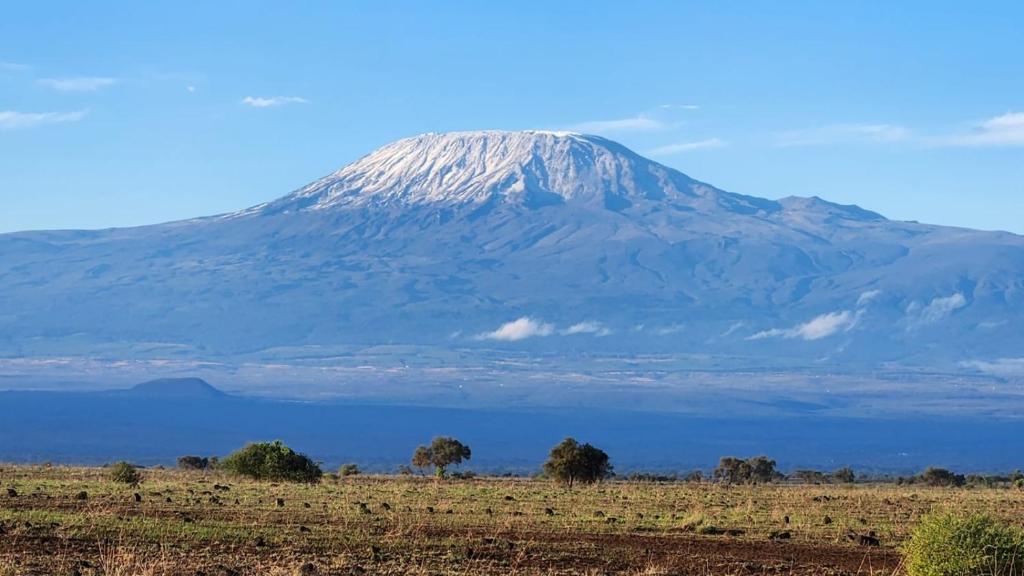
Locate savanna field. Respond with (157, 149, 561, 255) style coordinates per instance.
(3, 466, 1024, 576)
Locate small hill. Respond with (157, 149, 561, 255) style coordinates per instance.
(117, 378, 227, 400)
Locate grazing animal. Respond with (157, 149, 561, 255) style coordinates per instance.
(134, 493, 142, 503)
(544, 508, 555, 516)
(276, 498, 285, 507)
(769, 530, 792, 540)
(6, 488, 17, 497)
(76, 491, 88, 501)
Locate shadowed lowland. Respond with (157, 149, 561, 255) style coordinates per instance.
(2, 378, 1023, 473)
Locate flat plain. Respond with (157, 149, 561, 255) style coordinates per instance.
(2, 466, 1021, 575)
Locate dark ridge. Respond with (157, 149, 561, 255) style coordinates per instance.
(113, 377, 227, 400)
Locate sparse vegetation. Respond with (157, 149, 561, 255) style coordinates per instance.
(543, 437, 613, 487)
(108, 461, 142, 485)
(904, 513, 1024, 576)
(218, 440, 322, 483)
(338, 463, 360, 477)
(411, 436, 471, 478)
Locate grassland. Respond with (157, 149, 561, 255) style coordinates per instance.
(2, 466, 1022, 575)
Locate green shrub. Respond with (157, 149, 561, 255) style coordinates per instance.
(218, 440, 322, 483)
(338, 463, 360, 477)
(904, 513, 1024, 576)
(109, 461, 142, 485)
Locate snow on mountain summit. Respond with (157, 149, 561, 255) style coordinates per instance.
(256, 130, 752, 215)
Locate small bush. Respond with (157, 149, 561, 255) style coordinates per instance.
(109, 462, 142, 485)
(904, 513, 1024, 576)
(219, 440, 322, 483)
(338, 463, 360, 477)
(177, 456, 210, 470)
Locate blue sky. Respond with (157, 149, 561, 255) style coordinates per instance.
(1, 1, 1022, 234)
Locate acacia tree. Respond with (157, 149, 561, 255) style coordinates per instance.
(411, 437, 471, 478)
(714, 456, 778, 485)
(543, 438, 613, 487)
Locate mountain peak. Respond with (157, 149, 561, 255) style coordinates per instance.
(253, 130, 725, 214)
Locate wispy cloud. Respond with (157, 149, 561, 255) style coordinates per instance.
(562, 321, 612, 337)
(0, 109, 88, 130)
(38, 77, 117, 92)
(913, 292, 967, 326)
(658, 103, 700, 111)
(569, 115, 667, 134)
(857, 289, 883, 307)
(647, 138, 726, 155)
(241, 96, 308, 108)
(930, 112, 1024, 147)
(0, 61, 30, 72)
(477, 317, 554, 341)
(961, 357, 1024, 377)
(652, 324, 684, 336)
(749, 310, 859, 341)
(774, 123, 910, 147)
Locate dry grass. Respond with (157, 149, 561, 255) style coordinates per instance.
(0, 465, 1021, 575)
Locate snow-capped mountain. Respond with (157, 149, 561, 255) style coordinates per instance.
(1, 130, 1022, 389)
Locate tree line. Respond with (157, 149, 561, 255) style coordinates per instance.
(107, 439, 1024, 490)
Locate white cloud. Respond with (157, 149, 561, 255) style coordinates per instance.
(38, 77, 116, 91)
(658, 103, 700, 111)
(916, 292, 967, 325)
(477, 317, 554, 341)
(749, 310, 858, 341)
(186, 85, 196, 93)
(0, 109, 87, 130)
(931, 112, 1024, 147)
(241, 95, 308, 108)
(647, 138, 726, 155)
(562, 321, 613, 337)
(857, 289, 882, 307)
(569, 116, 666, 134)
(774, 123, 910, 147)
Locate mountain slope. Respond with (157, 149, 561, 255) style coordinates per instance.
(0, 131, 1022, 389)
